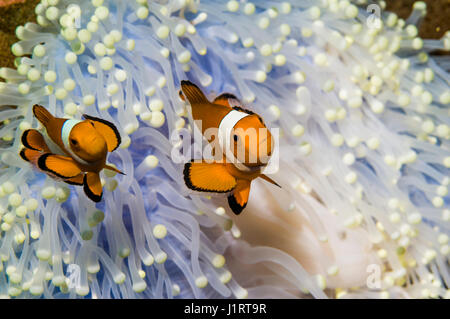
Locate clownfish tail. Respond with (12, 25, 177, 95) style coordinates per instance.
(180, 80, 209, 104)
(33, 104, 53, 126)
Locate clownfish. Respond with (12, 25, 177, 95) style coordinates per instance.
(179, 80, 280, 215)
(20, 104, 123, 202)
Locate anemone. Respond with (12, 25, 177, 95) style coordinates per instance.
(0, 0, 448, 299)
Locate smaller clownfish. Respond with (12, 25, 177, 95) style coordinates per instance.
(179, 80, 280, 215)
(20, 104, 123, 202)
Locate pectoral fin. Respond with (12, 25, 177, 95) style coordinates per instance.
(228, 179, 251, 215)
(260, 174, 281, 188)
(104, 163, 125, 175)
(82, 114, 121, 152)
(83, 172, 103, 202)
(37, 153, 82, 179)
(184, 160, 236, 193)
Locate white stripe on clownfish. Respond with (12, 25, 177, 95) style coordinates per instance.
(61, 119, 90, 165)
(218, 109, 256, 172)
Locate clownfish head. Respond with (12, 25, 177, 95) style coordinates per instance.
(231, 114, 274, 167)
(67, 121, 107, 163)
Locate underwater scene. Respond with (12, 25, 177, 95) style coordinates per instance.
(0, 0, 448, 300)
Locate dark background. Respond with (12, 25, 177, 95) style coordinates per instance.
(0, 0, 448, 68)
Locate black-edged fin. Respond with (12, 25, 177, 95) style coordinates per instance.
(260, 174, 281, 188)
(180, 81, 209, 104)
(82, 114, 121, 152)
(20, 148, 41, 163)
(83, 172, 103, 202)
(227, 179, 250, 215)
(213, 93, 238, 108)
(19, 148, 29, 162)
(33, 104, 53, 126)
(21, 129, 49, 152)
(37, 153, 82, 179)
(232, 106, 254, 115)
(64, 174, 85, 186)
(228, 194, 247, 215)
(183, 160, 237, 193)
(232, 106, 266, 124)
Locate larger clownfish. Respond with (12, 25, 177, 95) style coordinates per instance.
(20, 104, 123, 202)
(179, 80, 280, 215)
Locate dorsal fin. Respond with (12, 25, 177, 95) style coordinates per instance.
(33, 104, 54, 126)
(213, 93, 238, 108)
(232, 106, 266, 125)
(180, 81, 209, 104)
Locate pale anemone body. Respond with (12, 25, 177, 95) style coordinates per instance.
(0, 0, 448, 299)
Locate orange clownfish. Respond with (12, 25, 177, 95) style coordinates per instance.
(179, 80, 280, 215)
(20, 104, 123, 202)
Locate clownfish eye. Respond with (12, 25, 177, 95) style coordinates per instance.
(70, 138, 78, 145)
(233, 134, 239, 142)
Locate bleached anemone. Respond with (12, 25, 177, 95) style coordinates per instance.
(0, 0, 448, 299)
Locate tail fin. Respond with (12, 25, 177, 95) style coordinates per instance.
(33, 104, 54, 126)
(180, 80, 209, 104)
